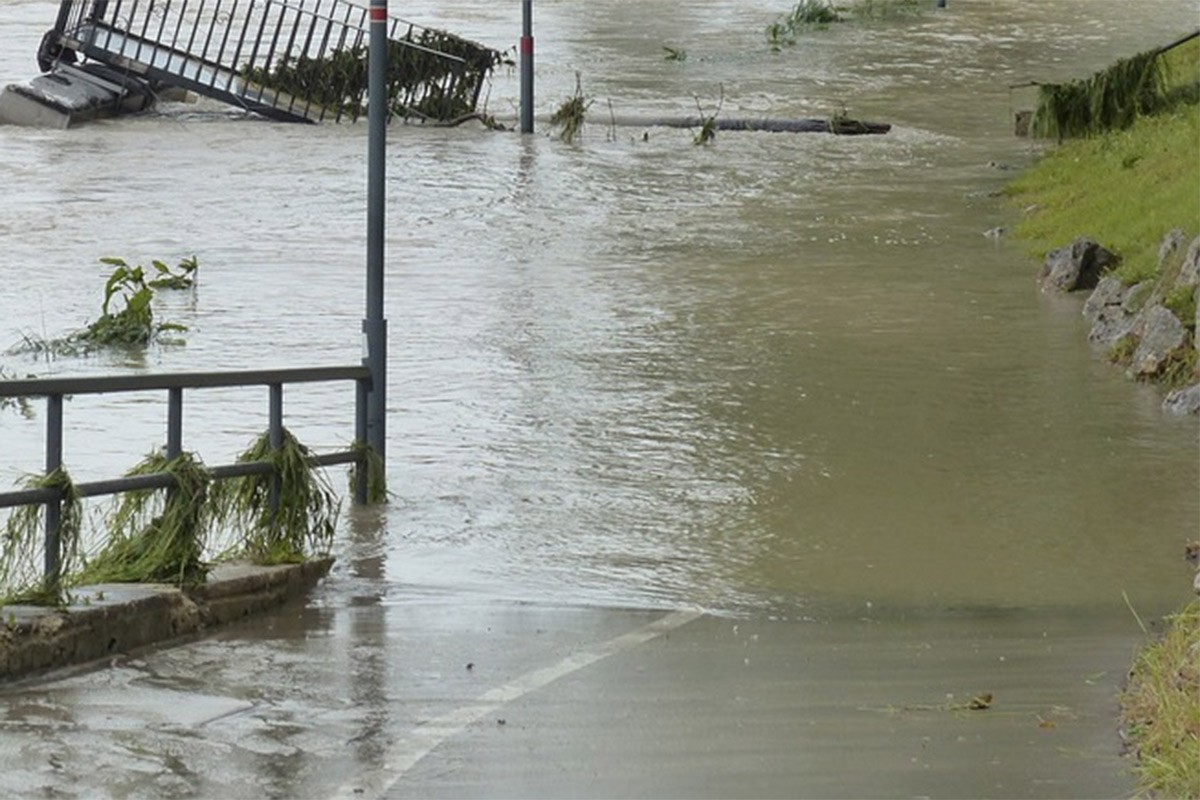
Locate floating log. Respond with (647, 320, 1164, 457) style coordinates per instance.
(605, 115, 891, 135)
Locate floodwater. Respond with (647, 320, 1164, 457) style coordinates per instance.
(0, 0, 1199, 795)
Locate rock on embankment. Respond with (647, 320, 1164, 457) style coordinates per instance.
(1040, 231, 1200, 414)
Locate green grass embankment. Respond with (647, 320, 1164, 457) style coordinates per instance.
(1005, 36, 1200, 285)
(1004, 35, 1200, 800)
(1120, 599, 1200, 799)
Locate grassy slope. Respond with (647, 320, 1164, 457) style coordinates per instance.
(1004, 35, 1200, 800)
(1005, 37, 1200, 284)
(1120, 600, 1200, 799)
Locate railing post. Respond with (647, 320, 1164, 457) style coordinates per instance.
(364, 0, 388, 496)
(167, 387, 183, 460)
(43, 394, 64, 590)
(354, 375, 369, 504)
(268, 383, 283, 516)
(520, 0, 534, 134)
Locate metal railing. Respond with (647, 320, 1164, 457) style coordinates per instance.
(0, 365, 373, 590)
(41, 0, 498, 122)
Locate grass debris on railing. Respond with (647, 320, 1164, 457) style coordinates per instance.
(349, 441, 388, 504)
(0, 469, 83, 606)
(1031, 49, 1166, 140)
(213, 429, 339, 565)
(0, 366, 34, 418)
(242, 29, 503, 122)
(550, 73, 592, 144)
(76, 452, 211, 587)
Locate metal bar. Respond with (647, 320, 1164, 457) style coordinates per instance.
(0, 365, 369, 399)
(153, 0, 171, 50)
(295, 3, 320, 118)
(365, 0, 388, 474)
(167, 386, 183, 459)
(256, 3, 289, 105)
(277, 0, 305, 114)
(169, 0, 187, 51)
(205, 0, 229, 84)
(243, 0, 273, 91)
(268, 383, 283, 516)
(43, 394, 64, 588)
(133, 0, 150, 63)
(186, 0, 205, 56)
(226, 0, 257, 91)
(354, 375, 368, 503)
(331, 0, 357, 124)
(520, 0, 533, 134)
(53, 0, 74, 36)
(0, 451, 360, 509)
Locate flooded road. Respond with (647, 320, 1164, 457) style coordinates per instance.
(1, 0, 1198, 796)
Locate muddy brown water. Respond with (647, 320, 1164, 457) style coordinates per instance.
(0, 0, 1198, 796)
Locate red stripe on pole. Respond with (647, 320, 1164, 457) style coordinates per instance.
(370, 7, 386, 21)
(520, 36, 533, 55)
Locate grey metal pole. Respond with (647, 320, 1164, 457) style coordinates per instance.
(43, 394, 63, 588)
(167, 387, 183, 460)
(520, 0, 533, 134)
(364, 0, 388, 484)
(268, 383, 283, 516)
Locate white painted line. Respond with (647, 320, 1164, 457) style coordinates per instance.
(331, 608, 703, 799)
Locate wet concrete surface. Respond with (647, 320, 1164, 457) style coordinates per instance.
(0, 574, 1148, 799)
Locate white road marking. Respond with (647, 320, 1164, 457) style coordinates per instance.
(331, 608, 704, 799)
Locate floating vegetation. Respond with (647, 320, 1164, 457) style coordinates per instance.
(349, 441, 388, 504)
(213, 429, 339, 565)
(242, 28, 502, 122)
(693, 86, 725, 146)
(550, 73, 592, 144)
(663, 46, 688, 62)
(768, 0, 924, 49)
(9, 258, 190, 358)
(146, 255, 199, 291)
(77, 452, 211, 587)
(0, 469, 83, 606)
(846, 0, 926, 20)
(1031, 48, 1168, 140)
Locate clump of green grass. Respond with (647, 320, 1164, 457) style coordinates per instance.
(213, 429, 339, 564)
(1004, 102, 1200, 280)
(767, 0, 923, 49)
(0, 469, 82, 606)
(1119, 599, 1200, 799)
(77, 451, 211, 586)
(9, 257, 194, 357)
(663, 46, 687, 62)
(550, 73, 592, 144)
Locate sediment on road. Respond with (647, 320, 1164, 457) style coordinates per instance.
(0, 557, 332, 681)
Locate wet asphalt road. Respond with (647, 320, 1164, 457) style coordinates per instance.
(0, 566, 1148, 799)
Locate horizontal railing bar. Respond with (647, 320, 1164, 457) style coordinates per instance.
(0, 366, 370, 399)
(0, 487, 59, 507)
(0, 450, 361, 509)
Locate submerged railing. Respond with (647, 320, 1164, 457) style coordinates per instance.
(40, 0, 501, 122)
(0, 365, 372, 593)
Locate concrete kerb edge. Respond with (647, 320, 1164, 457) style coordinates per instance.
(0, 556, 334, 681)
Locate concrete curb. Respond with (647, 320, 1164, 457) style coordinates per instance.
(0, 557, 333, 681)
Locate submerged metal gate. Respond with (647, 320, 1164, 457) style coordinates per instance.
(37, 0, 501, 123)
